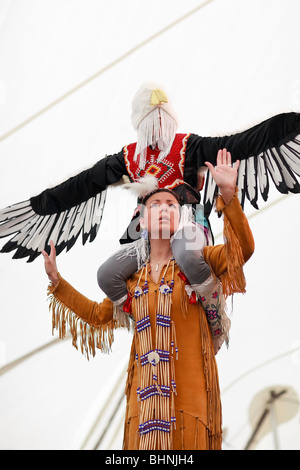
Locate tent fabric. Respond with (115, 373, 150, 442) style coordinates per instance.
(0, 0, 299, 450)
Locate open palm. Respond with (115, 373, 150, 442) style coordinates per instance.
(205, 149, 240, 203)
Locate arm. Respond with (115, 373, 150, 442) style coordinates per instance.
(43, 241, 113, 326)
(42, 242, 131, 358)
(203, 192, 255, 277)
(203, 150, 255, 296)
(48, 274, 114, 328)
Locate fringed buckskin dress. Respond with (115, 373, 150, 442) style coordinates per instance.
(47, 191, 254, 450)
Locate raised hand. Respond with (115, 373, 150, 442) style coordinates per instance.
(42, 240, 59, 285)
(205, 149, 240, 203)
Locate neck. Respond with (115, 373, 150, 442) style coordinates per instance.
(149, 238, 172, 261)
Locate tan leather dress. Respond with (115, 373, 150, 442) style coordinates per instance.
(48, 192, 254, 450)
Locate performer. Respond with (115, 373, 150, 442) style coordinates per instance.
(42, 156, 254, 450)
(0, 82, 299, 264)
(97, 149, 234, 323)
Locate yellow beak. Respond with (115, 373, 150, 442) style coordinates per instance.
(150, 88, 168, 106)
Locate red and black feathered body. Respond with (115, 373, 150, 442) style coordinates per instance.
(124, 134, 188, 190)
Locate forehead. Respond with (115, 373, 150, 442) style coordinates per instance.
(145, 192, 179, 205)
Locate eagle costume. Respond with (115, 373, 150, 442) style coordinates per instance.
(0, 83, 299, 261)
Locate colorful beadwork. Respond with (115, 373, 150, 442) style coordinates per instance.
(123, 134, 189, 190)
(133, 257, 178, 450)
(204, 295, 222, 339)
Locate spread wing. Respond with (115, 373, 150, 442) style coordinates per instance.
(0, 194, 107, 262)
(0, 152, 127, 261)
(201, 112, 300, 216)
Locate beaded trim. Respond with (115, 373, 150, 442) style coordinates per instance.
(133, 258, 178, 450)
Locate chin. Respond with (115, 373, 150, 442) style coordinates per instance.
(149, 221, 177, 239)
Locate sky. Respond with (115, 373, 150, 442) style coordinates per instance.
(0, 0, 299, 450)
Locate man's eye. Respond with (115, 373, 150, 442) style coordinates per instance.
(150, 203, 159, 208)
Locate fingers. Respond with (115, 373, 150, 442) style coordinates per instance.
(216, 149, 230, 165)
(221, 149, 231, 165)
(50, 240, 56, 256)
(216, 149, 222, 166)
(48, 240, 56, 261)
(207, 150, 239, 171)
(204, 161, 215, 173)
(226, 150, 232, 166)
(41, 240, 56, 259)
(217, 148, 235, 166)
(234, 159, 240, 171)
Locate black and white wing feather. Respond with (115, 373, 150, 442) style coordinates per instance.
(0, 152, 127, 262)
(0, 192, 107, 262)
(201, 112, 300, 216)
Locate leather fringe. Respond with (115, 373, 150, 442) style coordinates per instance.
(199, 303, 223, 450)
(47, 285, 131, 360)
(216, 193, 246, 298)
(123, 333, 137, 450)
